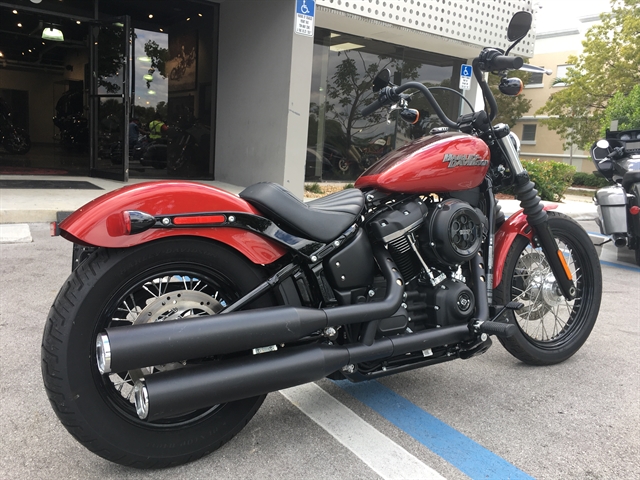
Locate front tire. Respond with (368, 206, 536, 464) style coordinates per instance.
(41, 238, 276, 468)
(495, 212, 602, 365)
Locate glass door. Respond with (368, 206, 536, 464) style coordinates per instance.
(89, 16, 131, 181)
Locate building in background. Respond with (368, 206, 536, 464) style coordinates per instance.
(1, 0, 537, 196)
(512, 3, 609, 172)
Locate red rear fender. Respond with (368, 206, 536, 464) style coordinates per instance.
(59, 181, 286, 265)
(493, 204, 558, 288)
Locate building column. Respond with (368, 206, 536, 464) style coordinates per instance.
(215, 0, 314, 198)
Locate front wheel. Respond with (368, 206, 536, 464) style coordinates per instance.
(494, 212, 602, 365)
(41, 238, 276, 468)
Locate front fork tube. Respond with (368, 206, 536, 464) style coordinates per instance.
(512, 172, 577, 300)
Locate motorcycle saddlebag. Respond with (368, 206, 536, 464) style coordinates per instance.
(595, 185, 627, 235)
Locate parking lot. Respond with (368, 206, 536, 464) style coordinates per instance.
(1, 221, 638, 479)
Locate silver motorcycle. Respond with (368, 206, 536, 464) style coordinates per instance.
(591, 128, 640, 265)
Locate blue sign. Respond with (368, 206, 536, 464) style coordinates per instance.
(460, 64, 472, 78)
(296, 0, 315, 17)
(459, 64, 472, 90)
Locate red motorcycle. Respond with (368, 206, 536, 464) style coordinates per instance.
(42, 11, 601, 469)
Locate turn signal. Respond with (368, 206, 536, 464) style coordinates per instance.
(399, 108, 420, 124)
(498, 77, 524, 96)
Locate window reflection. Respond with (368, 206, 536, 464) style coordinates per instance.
(307, 29, 465, 182)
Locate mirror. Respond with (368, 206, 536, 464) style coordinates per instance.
(372, 69, 391, 92)
(507, 11, 532, 41)
(596, 139, 610, 149)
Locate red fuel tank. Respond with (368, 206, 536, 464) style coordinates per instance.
(354, 132, 490, 193)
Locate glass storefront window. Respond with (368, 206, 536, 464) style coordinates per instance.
(307, 28, 465, 182)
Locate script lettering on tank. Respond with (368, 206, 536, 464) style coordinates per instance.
(442, 154, 488, 168)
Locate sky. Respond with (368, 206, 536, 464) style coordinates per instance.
(533, 0, 613, 33)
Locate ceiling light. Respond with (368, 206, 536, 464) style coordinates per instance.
(0, 52, 4, 57)
(198, 13, 203, 17)
(42, 27, 64, 41)
(17, 23, 23, 27)
(159, 28, 164, 32)
(148, 14, 153, 19)
(76, 21, 81, 24)
(186, 17, 191, 21)
(30, 0, 43, 3)
(329, 42, 365, 52)
(12, 9, 18, 14)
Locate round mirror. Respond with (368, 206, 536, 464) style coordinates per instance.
(596, 139, 610, 149)
(372, 69, 391, 92)
(507, 11, 532, 41)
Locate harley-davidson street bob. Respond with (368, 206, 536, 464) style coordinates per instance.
(42, 11, 602, 468)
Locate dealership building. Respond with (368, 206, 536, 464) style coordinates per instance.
(0, 0, 536, 197)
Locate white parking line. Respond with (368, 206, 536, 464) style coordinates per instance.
(281, 383, 446, 480)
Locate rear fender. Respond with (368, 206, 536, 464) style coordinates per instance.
(59, 181, 287, 265)
(493, 204, 558, 288)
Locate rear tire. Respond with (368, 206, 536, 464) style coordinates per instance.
(41, 238, 276, 468)
(495, 212, 602, 365)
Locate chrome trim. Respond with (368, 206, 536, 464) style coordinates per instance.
(96, 333, 111, 375)
(134, 381, 149, 420)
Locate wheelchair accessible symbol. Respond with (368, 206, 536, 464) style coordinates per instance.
(295, 0, 315, 37)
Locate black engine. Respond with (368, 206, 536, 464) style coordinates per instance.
(367, 196, 487, 329)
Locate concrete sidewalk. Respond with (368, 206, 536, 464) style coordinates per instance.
(0, 175, 598, 242)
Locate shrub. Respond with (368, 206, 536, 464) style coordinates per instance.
(343, 183, 355, 189)
(304, 182, 323, 194)
(572, 171, 610, 188)
(521, 159, 576, 201)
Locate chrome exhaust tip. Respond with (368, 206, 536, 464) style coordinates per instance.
(96, 333, 111, 374)
(134, 381, 149, 420)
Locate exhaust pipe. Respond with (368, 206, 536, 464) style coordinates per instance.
(98, 246, 404, 374)
(134, 324, 471, 421)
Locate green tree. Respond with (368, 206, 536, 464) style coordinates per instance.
(602, 83, 640, 133)
(537, 0, 640, 149)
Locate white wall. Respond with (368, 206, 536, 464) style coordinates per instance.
(215, 0, 313, 197)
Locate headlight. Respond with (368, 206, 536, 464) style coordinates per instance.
(508, 132, 521, 153)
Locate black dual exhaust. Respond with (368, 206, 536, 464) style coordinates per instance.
(135, 325, 471, 421)
(96, 246, 474, 421)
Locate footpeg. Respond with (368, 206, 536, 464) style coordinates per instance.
(475, 320, 516, 338)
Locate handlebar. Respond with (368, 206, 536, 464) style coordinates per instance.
(361, 48, 527, 126)
(488, 55, 523, 71)
(361, 98, 386, 117)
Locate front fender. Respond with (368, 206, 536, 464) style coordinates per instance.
(493, 204, 558, 288)
(59, 181, 287, 265)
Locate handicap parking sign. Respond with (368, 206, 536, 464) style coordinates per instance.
(459, 64, 472, 90)
(295, 0, 315, 37)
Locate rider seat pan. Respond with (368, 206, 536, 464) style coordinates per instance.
(239, 182, 364, 244)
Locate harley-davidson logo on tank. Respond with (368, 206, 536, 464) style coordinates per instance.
(443, 154, 489, 168)
(355, 132, 491, 194)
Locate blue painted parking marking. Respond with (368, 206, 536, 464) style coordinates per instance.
(335, 379, 535, 480)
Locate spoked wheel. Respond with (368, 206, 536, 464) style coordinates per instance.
(495, 212, 602, 365)
(42, 238, 276, 468)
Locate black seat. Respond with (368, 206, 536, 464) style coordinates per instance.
(239, 182, 364, 243)
(621, 171, 640, 191)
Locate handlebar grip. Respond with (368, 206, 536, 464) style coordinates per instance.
(361, 98, 385, 117)
(490, 55, 524, 71)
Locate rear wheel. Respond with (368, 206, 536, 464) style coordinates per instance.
(495, 212, 602, 365)
(41, 238, 276, 468)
